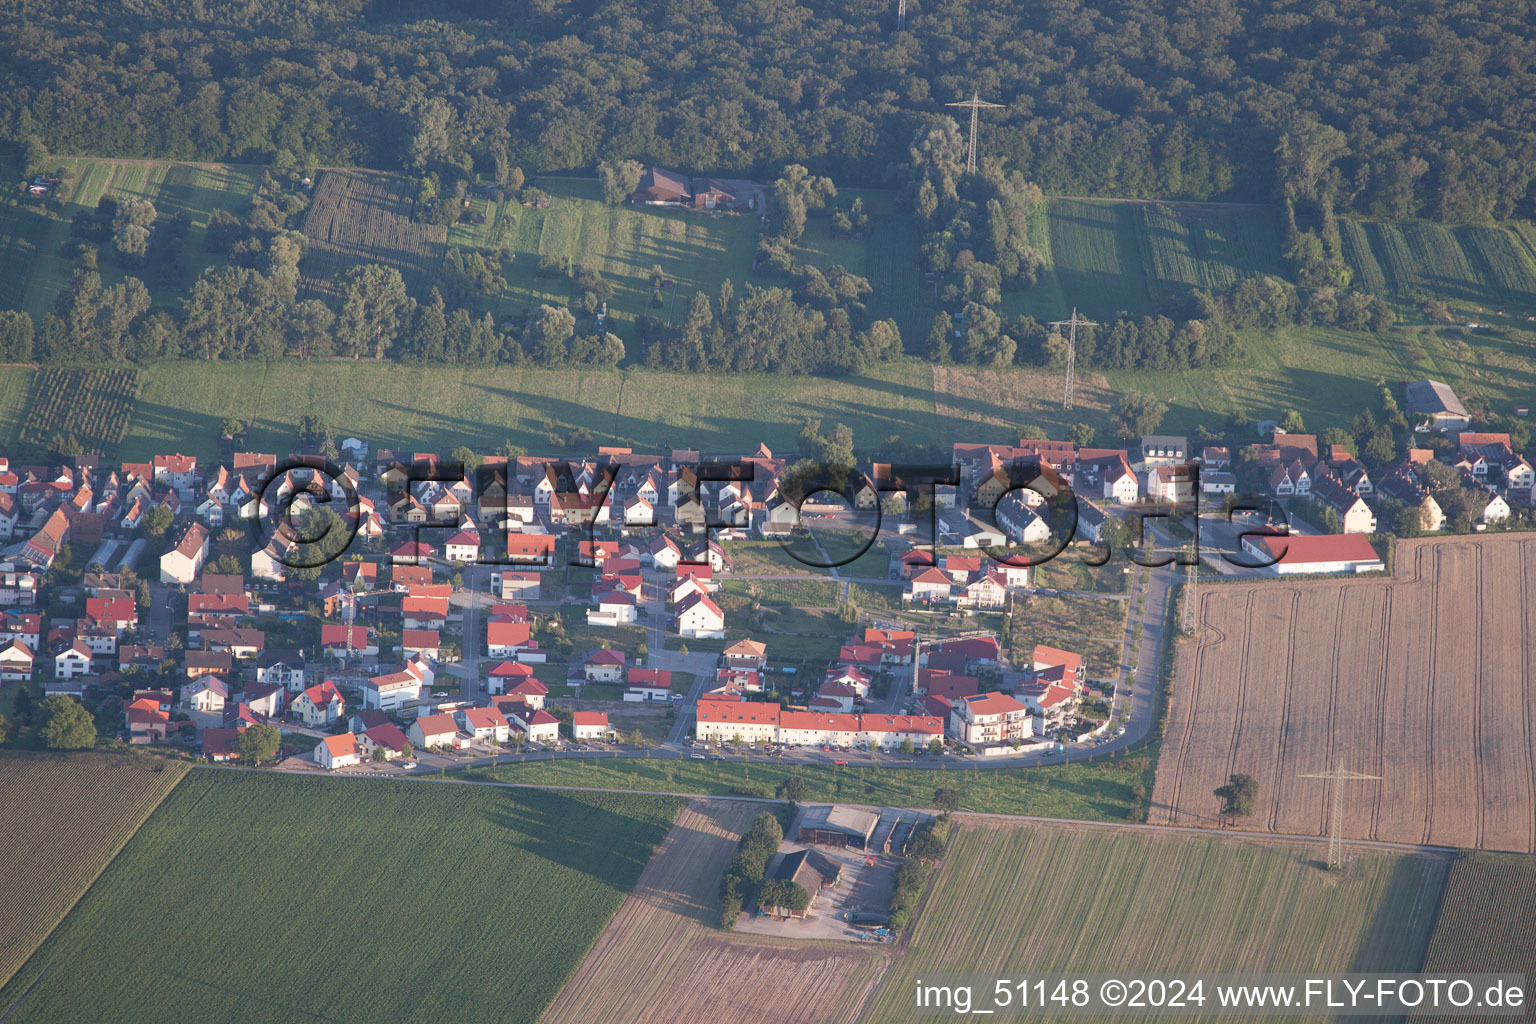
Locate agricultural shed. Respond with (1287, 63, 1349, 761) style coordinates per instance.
(797, 805, 878, 850)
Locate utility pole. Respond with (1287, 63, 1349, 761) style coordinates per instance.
(1299, 762, 1382, 870)
(1048, 308, 1098, 410)
(945, 92, 1004, 174)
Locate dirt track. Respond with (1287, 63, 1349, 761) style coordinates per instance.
(1151, 534, 1536, 853)
(540, 800, 889, 1024)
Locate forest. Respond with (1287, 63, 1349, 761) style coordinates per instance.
(3, 0, 1536, 221)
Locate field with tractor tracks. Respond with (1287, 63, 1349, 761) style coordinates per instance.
(1151, 534, 1536, 853)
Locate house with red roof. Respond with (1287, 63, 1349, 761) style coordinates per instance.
(624, 667, 672, 701)
(486, 618, 533, 659)
(408, 713, 465, 751)
(952, 692, 1033, 746)
(201, 727, 241, 763)
(456, 706, 512, 744)
(401, 629, 440, 659)
(320, 624, 376, 658)
(126, 697, 173, 744)
(584, 648, 627, 683)
(696, 699, 781, 744)
(293, 680, 345, 727)
(569, 711, 613, 742)
(1031, 644, 1084, 692)
(507, 705, 560, 744)
(906, 567, 952, 603)
(390, 540, 435, 565)
(443, 530, 481, 564)
(314, 733, 362, 770)
(358, 722, 412, 761)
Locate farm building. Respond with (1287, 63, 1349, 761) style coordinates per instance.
(1240, 532, 1384, 575)
(761, 848, 841, 919)
(797, 805, 878, 850)
(1404, 379, 1470, 432)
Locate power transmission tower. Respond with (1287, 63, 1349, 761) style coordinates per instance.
(945, 92, 1004, 174)
(896, 0, 907, 30)
(1048, 308, 1098, 410)
(1299, 762, 1382, 870)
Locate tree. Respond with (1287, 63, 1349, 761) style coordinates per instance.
(778, 775, 809, 801)
(899, 737, 915, 755)
(238, 723, 281, 765)
(139, 505, 174, 538)
(1279, 409, 1306, 433)
(40, 694, 97, 750)
(336, 264, 411, 359)
(597, 159, 644, 204)
(1112, 392, 1169, 439)
(933, 787, 961, 813)
(928, 738, 944, 755)
(0, 711, 8, 744)
(1214, 773, 1258, 822)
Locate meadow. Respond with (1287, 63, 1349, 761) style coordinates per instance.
(0, 158, 260, 321)
(0, 771, 681, 1024)
(857, 821, 1452, 1023)
(476, 749, 1157, 822)
(0, 752, 189, 991)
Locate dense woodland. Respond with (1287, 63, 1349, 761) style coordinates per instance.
(4, 0, 1536, 219)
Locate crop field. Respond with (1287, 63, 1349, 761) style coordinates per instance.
(1418, 851, 1536, 1016)
(0, 771, 681, 1024)
(1151, 534, 1536, 853)
(298, 169, 449, 301)
(480, 750, 1156, 822)
(1339, 218, 1536, 310)
(1010, 199, 1285, 321)
(0, 752, 189, 991)
(0, 158, 260, 321)
(857, 820, 1451, 1023)
(17, 367, 139, 453)
(541, 800, 888, 1024)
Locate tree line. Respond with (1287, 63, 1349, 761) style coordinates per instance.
(4, 0, 1536, 219)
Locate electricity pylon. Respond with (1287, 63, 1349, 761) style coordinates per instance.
(945, 92, 1004, 174)
(1048, 308, 1098, 410)
(1299, 762, 1382, 869)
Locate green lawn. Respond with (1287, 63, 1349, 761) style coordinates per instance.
(479, 749, 1157, 821)
(0, 771, 682, 1024)
(858, 822, 1450, 1023)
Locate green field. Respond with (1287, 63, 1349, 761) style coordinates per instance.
(858, 822, 1451, 1023)
(0, 159, 260, 321)
(0, 771, 681, 1024)
(1011, 199, 1287, 320)
(0, 752, 189, 992)
(1418, 851, 1536, 1005)
(477, 750, 1156, 821)
(1340, 218, 1536, 308)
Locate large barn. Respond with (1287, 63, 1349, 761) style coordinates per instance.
(796, 805, 878, 850)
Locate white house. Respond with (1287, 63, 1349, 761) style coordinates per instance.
(293, 681, 346, 727)
(509, 706, 560, 744)
(952, 692, 1033, 746)
(183, 675, 229, 712)
(408, 713, 465, 751)
(314, 733, 362, 770)
(443, 530, 481, 564)
(53, 639, 94, 680)
(0, 639, 34, 681)
(674, 593, 726, 639)
(364, 669, 424, 712)
(569, 711, 613, 742)
(457, 706, 512, 744)
(160, 523, 210, 585)
(586, 589, 639, 626)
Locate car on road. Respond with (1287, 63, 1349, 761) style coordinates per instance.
(399, 761, 417, 770)
(833, 759, 848, 765)
(1115, 726, 1127, 737)
(689, 753, 706, 760)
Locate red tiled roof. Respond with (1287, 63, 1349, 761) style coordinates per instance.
(571, 711, 609, 726)
(1250, 533, 1380, 565)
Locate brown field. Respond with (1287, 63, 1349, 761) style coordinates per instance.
(1151, 534, 1536, 852)
(0, 751, 189, 989)
(540, 800, 890, 1024)
(298, 169, 447, 300)
(1417, 852, 1536, 1023)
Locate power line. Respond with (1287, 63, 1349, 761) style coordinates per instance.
(1047, 308, 1098, 410)
(1298, 762, 1383, 870)
(945, 91, 1004, 174)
